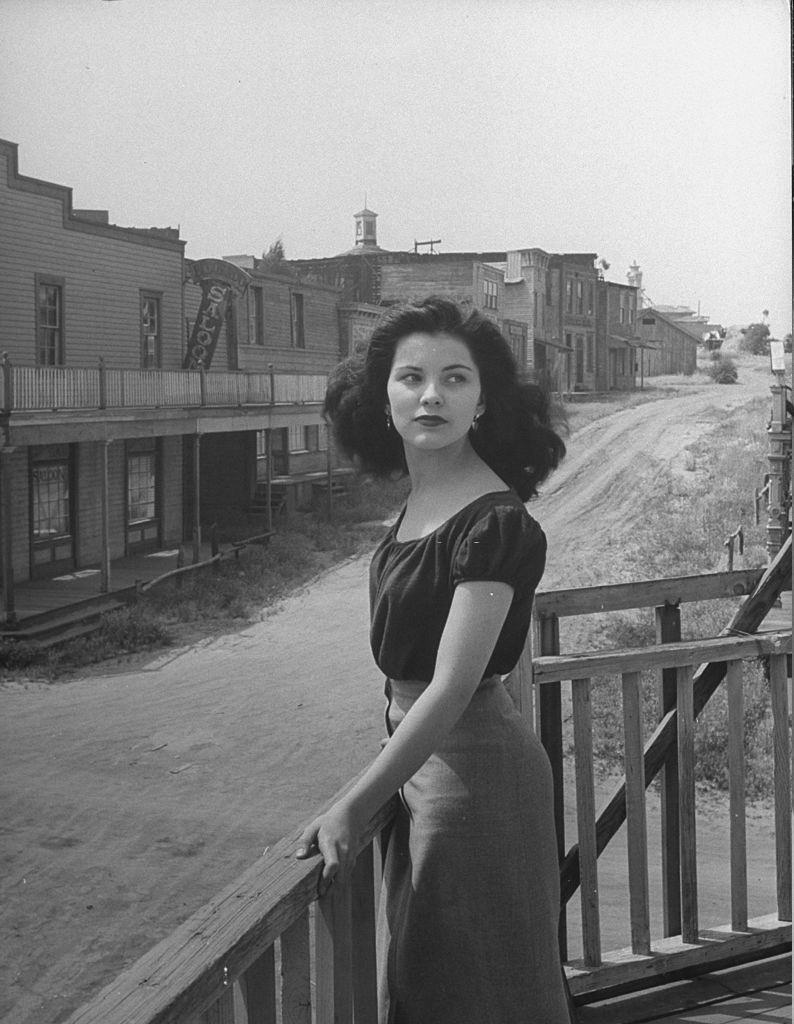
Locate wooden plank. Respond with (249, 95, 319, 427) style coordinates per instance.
(535, 610, 567, 960)
(572, 677, 601, 968)
(676, 665, 698, 945)
(565, 914, 791, 998)
(560, 534, 790, 906)
(63, 788, 398, 1024)
(315, 880, 353, 1024)
(621, 671, 650, 955)
(350, 844, 378, 1023)
(200, 988, 235, 1023)
(656, 603, 681, 939)
(534, 630, 791, 683)
(534, 568, 764, 618)
(280, 911, 311, 1024)
(769, 653, 792, 922)
(726, 660, 747, 931)
(237, 946, 276, 1024)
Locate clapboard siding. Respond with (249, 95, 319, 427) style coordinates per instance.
(185, 272, 341, 375)
(0, 150, 184, 370)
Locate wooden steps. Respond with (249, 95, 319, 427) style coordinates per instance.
(0, 590, 135, 647)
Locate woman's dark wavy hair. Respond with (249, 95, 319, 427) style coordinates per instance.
(323, 297, 566, 500)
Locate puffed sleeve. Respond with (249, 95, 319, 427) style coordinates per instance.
(451, 503, 547, 596)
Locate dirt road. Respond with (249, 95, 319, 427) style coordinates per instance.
(0, 357, 779, 1023)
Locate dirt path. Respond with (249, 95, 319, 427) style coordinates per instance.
(0, 357, 779, 1023)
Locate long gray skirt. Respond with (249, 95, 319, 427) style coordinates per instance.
(377, 677, 570, 1024)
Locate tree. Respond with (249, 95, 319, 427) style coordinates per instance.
(739, 322, 771, 355)
(260, 237, 285, 268)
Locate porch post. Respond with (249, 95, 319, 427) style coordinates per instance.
(99, 440, 111, 593)
(656, 602, 682, 937)
(192, 433, 202, 564)
(265, 428, 273, 534)
(0, 447, 17, 624)
(766, 373, 789, 559)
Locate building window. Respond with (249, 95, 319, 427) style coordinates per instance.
(576, 280, 584, 314)
(619, 306, 626, 324)
(642, 316, 656, 325)
(546, 273, 552, 304)
(288, 423, 306, 452)
(483, 279, 498, 310)
(319, 423, 329, 451)
(587, 282, 594, 315)
(586, 336, 594, 372)
(32, 459, 70, 541)
(565, 332, 573, 348)
(252, 286, 264, 345)
(36, 276, 65, 365)
(140, 292, 161, 368)
(127, 443, 157, 525)
(565, 279, 573, 314)
(291, 292, 305, 348)
(304, 425, 320, 451)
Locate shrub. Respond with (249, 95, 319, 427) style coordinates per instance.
(706, 353, 738, 384)
(739, 323, 770, 355)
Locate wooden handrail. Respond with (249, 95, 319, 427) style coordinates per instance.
(557, 535, 792, 905)
(534, 567, 765, 618)
(65, 789, 398, 1024)
(533, 630, 790, 683)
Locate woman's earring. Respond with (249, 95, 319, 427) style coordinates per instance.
(471, 411, 483, 432)
(385, 407, 393, 430)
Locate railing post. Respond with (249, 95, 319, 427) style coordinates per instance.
(769, 653, 792, 922)
(315, 880, 353, 1024)
(726, 660, 748, 930)
(622, 670, 651, 955)
(237, 946, 276, 1024)
(2, 352, 13, 413)
(656, 601, 682, 937)
(572, 676, 601, 968)
(281, 910, 312, 1023)
(98, 356, 106, 410)
(536, 610, 567, 960)
(351, 842, 378, 1021)
(676, 663, 698, 944)
(268, 363, 275, 405)
(199, 362, 207, 406)
(99, 441, 111, 594)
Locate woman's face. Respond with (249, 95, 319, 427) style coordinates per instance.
(386, 331, 484, 453)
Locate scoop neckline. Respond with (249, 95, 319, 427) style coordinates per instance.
(391, 489, 517, 545)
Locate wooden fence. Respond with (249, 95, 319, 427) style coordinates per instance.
(64, 560, 791, 1024)
(0, 359, 328, 412)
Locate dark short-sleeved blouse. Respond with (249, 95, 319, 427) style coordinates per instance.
(369, 490, 547, 683)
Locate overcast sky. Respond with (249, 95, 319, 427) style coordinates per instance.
(2, 0, 790, 333)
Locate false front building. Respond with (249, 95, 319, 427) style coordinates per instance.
(0, 141, 343, 622)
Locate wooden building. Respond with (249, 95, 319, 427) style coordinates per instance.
(0, 140, 342, 620)
(547, 253, 600, 393)
(596, 279, 645, 391)
(635, 307, 698, 376)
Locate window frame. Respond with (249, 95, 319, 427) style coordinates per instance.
(291, 291, 306, 349)
(35, 274, 66, 366)
(252, 286, 265, 346)
(140, 290, 163, 369)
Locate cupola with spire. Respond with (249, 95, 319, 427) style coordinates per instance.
(354, 206, 378, 248)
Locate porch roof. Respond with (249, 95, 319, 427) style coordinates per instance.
(608, 334, 660, 349)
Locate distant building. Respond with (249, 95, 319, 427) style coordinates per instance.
(596, 280, 644, 390)
(634, 307, 698, 376)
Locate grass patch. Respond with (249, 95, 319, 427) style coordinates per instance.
(580, 395, 775, 798)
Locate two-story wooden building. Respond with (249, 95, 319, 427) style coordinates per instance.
(595, 279, 644, 390)
(0, 141, 342, 620)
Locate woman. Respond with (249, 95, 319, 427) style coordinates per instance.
(296, 297, 569, 1023)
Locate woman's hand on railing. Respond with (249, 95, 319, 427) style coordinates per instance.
(295, 802, 361, 897)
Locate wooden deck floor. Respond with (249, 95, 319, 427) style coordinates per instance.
(577, 954, 791, 1024)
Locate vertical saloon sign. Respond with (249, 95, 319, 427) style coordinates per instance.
(183, 259, 251, 370)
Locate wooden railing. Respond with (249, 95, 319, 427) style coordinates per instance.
(64, 560, 791, 1024)
(0, 358, 328, 412)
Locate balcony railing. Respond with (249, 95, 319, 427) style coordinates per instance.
(63, 556, 792, 1024)
(0, 357, 328, 413)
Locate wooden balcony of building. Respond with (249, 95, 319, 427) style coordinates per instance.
(61, 540, 791, 1024)
(0, 356, 329, 444)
